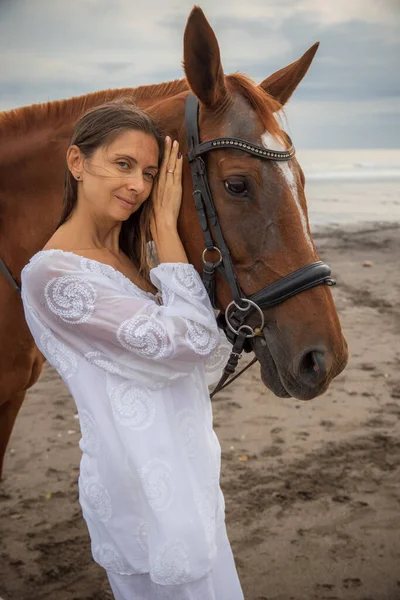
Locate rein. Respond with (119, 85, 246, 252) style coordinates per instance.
(185, 93, 335, 399)
(0, 259, 21, 293)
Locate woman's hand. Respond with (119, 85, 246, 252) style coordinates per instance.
(150, 137, 183, 238)
(149, 137, 189, 264)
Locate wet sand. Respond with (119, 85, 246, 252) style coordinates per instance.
(1, 222, 400, 600)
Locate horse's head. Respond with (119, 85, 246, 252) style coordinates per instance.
(164, 8, 348, 400)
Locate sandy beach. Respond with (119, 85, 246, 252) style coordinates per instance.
(1, 221, 400, 600)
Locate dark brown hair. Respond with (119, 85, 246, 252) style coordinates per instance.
(56, 99, 165, 284)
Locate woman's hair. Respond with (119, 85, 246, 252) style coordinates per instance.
(56, 99, 165, 284)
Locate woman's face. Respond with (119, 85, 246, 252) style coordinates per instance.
(71, 129, 160, 219)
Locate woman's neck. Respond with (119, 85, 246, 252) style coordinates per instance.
(56, 211, 123, 256)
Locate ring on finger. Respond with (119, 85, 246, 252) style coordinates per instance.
(167, 169, 174, 174)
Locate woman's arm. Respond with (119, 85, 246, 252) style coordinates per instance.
(21, 253, 220, 389)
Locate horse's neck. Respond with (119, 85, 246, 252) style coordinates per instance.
(0, 79, 189, 162)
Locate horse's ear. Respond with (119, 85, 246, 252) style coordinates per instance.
(183, 6, 227, 107)
(259, 42, 319, 106)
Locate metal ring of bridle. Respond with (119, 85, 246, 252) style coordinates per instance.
(185, 93, 336, 398)
(202, 246, 222, 268)
(225, 298, 265, 338)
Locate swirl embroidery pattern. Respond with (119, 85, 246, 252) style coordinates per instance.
(195, 485, 218, 545)
(152, 539, 191, 585)
(204, 334, 231, 372)
(108, 380, 155, 431)
(82, 478, 112, 523)
(184, 320, 219, 356)
(40, 329, 78, 379)
(84, 350, 123, 375)
(140, 459, 174, 511)
(78, 409, 100, 456)
(45, 275, 97, 324)
(160, 285, 175, 308)
(93, 543, 134, 574)
(176, 409, 201, 459)
(170, 264, 207, 300)
(117, 314, 170, 359)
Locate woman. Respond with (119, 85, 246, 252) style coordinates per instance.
(20, 100, 244, 600)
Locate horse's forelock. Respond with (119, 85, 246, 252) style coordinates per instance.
(226, 73, 284, 142)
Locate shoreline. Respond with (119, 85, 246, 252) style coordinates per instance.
(313, 220, 400, 234)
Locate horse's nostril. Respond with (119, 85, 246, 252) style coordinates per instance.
(298, 350, 326, 381)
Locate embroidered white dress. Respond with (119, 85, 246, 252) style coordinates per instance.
(20, 250, 244, 600)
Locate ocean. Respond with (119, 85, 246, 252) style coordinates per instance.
(296, 149, 400, 228)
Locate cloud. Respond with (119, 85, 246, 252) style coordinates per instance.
(299, 19, 398, 100)
(0, 0, 398, 148)
(284, 98, 400, 149)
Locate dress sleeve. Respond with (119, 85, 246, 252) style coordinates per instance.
(21, 254, 221, 389)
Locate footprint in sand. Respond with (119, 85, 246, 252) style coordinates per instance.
(316, 583, 335, 590)
(343, 577, 362, 589)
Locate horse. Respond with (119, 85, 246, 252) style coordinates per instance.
(0, 7, 348, 480)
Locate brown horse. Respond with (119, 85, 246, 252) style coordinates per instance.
(0, 7, 348, 479)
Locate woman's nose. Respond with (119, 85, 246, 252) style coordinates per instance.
(126, 176, 145, 194)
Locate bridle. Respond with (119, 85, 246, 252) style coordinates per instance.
(0, 93, 336, 400)
(185, 93, 336, 398)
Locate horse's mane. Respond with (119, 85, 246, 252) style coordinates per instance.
(0, 79, 189, 137)
(226, 73, 284, 141)
(0, 74, 282, 142)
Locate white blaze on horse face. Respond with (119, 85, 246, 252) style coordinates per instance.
(261, 131, 313, 251)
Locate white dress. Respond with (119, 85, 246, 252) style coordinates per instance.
(20, 250, 244, 600)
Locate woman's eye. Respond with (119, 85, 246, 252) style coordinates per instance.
(224, 180, 247, 196)
(117, 161, 129, 169)
(144, 172, 155, 181)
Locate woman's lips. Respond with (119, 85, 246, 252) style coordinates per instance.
(116, 194, 135, 208)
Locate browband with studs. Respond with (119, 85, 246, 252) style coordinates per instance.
(187, 137, 295, 162)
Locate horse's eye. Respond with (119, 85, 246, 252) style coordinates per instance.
(224, 180, 247, 196)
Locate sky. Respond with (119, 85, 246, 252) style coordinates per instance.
(0, 0, 399, 149)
